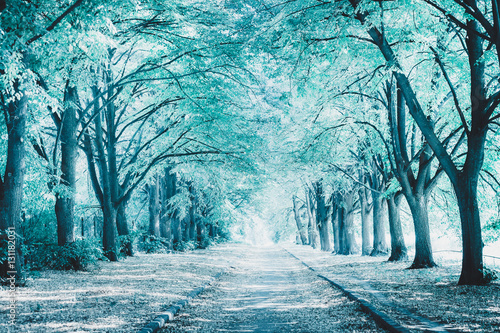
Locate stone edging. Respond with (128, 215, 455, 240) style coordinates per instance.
(283, 247, 454, 333)
(137, 271, 224, 333)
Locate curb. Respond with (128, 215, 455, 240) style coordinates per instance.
(138, 271, 224, 333)
(283, 247, 460, 333)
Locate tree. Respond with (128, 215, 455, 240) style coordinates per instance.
(0, 0, 87, 280)
(314, 180, 332, 252)
(292, 196, 308, 245)
(358, 170, 372, 255)
(345, 0, 499, 283)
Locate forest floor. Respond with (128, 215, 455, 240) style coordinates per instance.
(284, 244, 500, 333)
(0, 244, 237, 333)
(1, 242, 499, 332)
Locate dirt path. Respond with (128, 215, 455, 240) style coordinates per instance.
(160, 244, 386, 332)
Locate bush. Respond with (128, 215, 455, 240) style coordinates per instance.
(117, 231, 142, 257)
(484, 267, 499, 283)
(173, 240, 197, 252)
(137, 234, 171, 254)
(25, 239, 104, 271)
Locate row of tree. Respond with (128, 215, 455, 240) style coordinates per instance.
(0, 0, 255, 281)
(261, 0, 500, 286)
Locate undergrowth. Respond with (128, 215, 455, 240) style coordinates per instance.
(24, 238, 104, 271)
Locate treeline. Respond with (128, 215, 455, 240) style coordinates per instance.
(143, 168, 226, 254)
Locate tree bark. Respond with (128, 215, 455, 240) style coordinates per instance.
(332, 204, 340, 253)
(305, 187, 319, 249)
(148, 176, 160, 237)
(358, 177, 372, 255)
(387, 194, 407, 261)
(92, 86, 117, 261)
(172, 214, 182, 246)
(456, 172, 484, 284)
(370, 172, 388, 256)
(0, 80, 27, 280)
(292, 196, 308, 245)
(55, 85, 78, 246)
(315, 181, 332, 252)
(196, 218, 206, 248)
(338, 191, 357, 255)
(406, 193, 435, 268)
(159, 168, 176, 249)
(116, 198, 133, 256)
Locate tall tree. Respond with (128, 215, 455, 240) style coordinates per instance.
(292, 196, 308, 245)
(314, 180, 332, 252)
(343, 0, 497, 283)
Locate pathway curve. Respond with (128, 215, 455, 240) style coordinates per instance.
(160, 244, 387, 332)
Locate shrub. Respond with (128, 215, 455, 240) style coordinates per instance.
(484, 267, 499, 283)
(137, 234, 171, 253)
(117, 231, 142, 257)
(25, 238, 104, 271)
(173, 240, 197, 252)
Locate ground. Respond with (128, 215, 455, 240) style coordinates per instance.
(0, 242, 499, 332)
(160, 245, 383, 332)
(285, 244, 500, 333)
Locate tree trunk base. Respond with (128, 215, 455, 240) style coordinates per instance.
(370, 248, 388, 257)
(122, 242, 134, 257)
(408, 258, 437, 269)
(362, 248, 372, 256)
(458, 269, 488, 285)
(338, 249, 357, 255)
(388, 249, 408, 262)
(104, 251, 118, 262)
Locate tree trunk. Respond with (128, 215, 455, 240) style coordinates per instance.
(116, 199, 133, 256)
(208, 224, 215, 238)
(159, 180, 171, 249)
(182, 216, 189, 241)
(315, 182, 332, 252)
(172, 214, 182, 246)
(359, 186, 372, 255)
(92, 86, 117, 261)
(188, 213, 196, 241)
(148, 177, 160, 237)
(453, 15, 487, 285)
(387, 194, 407, 261)
(338, 192, 357, 255)
(160, 168, 176, 249)
(0, 81, 27, 280)
(102, 197, 118, 261)
(403, 193, 435, 268)
(159, 175, 168, 238)
(196, 219, 206, 248)
(292, 196, 308, 245)
(332, 205, 340, 253)
(455, 177, 484, 284)
(305, 188, 319, 249)
(55, 85, 78, 246)
(371, 190, 388, 256)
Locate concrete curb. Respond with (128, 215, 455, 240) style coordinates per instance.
(283, 248, 454, 333)
(137, 271, 224, 333)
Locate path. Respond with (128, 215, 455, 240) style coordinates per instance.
(160, 244, 386, 332)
